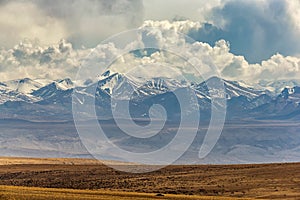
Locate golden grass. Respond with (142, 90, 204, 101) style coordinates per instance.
(1, 158, 299, 199)
(0, 157, 138, 166)
(0, 185, 252, 200)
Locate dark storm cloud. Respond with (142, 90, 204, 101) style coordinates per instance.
(188, 0, 300, 63)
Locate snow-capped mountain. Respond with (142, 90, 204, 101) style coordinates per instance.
(96, 70, 182, 99)
(257, 79, 300, 94)
(0, 79, 41, 104)
(249, 86, 300, 120)
(135, 78, 185, 97)
(0, 77, 75, 105)
(97, 71, 139, 99)
(1, 74, 300, 164)
(0, 88, 38, 104)
(280, 86, 300, 101)
(3, 78, 43, 94)
(1, 72, 300, 121)
(195, 77, 268, 100)
(31, 78, 74, 99)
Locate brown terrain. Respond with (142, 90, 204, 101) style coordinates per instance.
(0, 157, 299, 199)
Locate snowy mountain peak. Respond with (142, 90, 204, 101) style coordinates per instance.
(97, 72, 139, 99)
(56, 78, 74, 90)
(30, 79, 74, 101)
(2, 75, 300, 121)
(97, 71, 188, 98)
(101, 70, 111, 77)
(19, 78, 30, 84)
(195, 77, 267, 100)
(3, 78, 43, 94)
(280, 86, 300, 99)
(0, 78, 41, 104)
(258, 79, 300, 94)
(58, 78, 73, 85)
(223, 79, 267, 99)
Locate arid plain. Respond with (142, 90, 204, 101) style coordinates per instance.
(0, 157, 299, 199)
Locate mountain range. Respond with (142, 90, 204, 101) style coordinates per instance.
(0, 71, 300, 121)
(1, 72, 300, 164)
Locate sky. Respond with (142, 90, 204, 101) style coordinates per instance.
(0, 0, 300, 84)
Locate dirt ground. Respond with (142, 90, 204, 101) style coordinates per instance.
(0, 185, 250, 200)
(0, 158, 299, 199)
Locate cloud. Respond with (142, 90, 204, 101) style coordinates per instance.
(36, 0, 144, 48)
(188, 0, 300, 63)
(0, 39, 90, 81)
(88, 21, 300, 85)
(0, 0, 144, 49)
(2, 0, 300, 67)
(143, 0, 222, 22)
(1, 20, 300, 86)
(0, 1, 67, 48)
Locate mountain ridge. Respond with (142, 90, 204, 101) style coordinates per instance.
(0, 73, 300, 121)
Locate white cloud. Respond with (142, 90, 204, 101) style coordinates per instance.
(1, 0, 300, 66)
(192, 0, 300, 63)
(1, 20, 300, 86)
(0, 39, 90, 81)
(100, 20, 300, 84)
